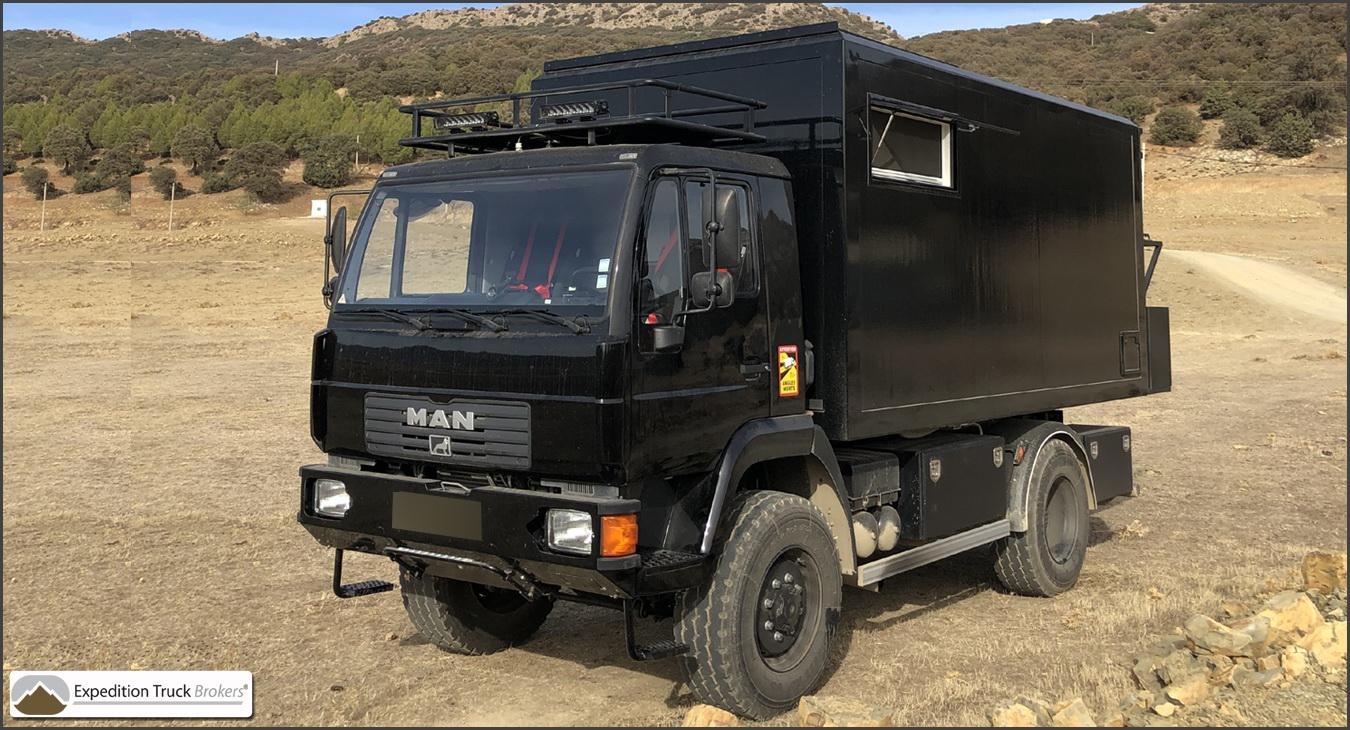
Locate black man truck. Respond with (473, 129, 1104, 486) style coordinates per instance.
(298, 23, 1170, 718)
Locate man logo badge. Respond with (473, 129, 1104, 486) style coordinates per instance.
(406, 407, 476, 431)
(429, 435, 453, 456)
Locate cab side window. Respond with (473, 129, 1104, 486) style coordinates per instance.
(640, 179, 683, 323)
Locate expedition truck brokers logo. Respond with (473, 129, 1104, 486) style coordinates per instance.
(406, 406, 476, 456)
(778, 345, 800, 398)
(9, 671, 252, 719)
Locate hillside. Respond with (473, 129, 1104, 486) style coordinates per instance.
(1, 2, 1344, 171)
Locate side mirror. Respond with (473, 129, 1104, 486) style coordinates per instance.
(708, 187, 741, 268)
(327, 206, 348, 271)
(652, 324, 685, 352)
(689, 269, 734, 309)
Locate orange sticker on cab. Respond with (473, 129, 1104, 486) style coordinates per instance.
(778, 345, 800, 398)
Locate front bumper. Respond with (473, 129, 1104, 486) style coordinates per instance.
(296, 465, 705, 599)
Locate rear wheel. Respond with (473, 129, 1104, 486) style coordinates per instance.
(675, 491, 843, 719)
(993, 439, 1091, 596)
(400, 570, 553, 654)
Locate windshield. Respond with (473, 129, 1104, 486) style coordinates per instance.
(337, 169, 632, 310)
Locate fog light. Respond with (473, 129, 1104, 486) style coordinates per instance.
(600, 514, 638, 557)
(314, 478, 350, 518)
(546, 509, 593, 556)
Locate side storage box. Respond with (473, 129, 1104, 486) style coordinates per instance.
(1072, 425, 1134, 503)
(869, 433, 1008, 541)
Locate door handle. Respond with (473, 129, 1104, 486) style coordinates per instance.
(740, 361, 769, 379)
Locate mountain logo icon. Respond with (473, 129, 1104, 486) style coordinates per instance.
(11, 674, 70, 716)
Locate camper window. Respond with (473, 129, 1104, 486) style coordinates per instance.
(869, 107, 952, 188)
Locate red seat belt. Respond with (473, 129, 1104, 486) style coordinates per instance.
(654, 228, 679, 273)
(536, 222, 568, 300)
(511, 223, 537, 289)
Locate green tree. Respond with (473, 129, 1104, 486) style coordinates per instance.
(21, 166, 51, 199)
(301, 135, 354, 188)
(1108, 96, 1155, 125)
(148, 166, 184, 199)
(201, 173, 237, 194)
(171, 123, 218, 174)
(94, 142, 146, 181)
(3, 156, 17, 175)
(1264, 113, 1315, 158)
(43, 123, 92, 173)
(1217, 108, 1262, 149)
(1148, 106, 1202, 146)
(223, 141, 288, 202)
(1198, 83, 1233, 119)
(3, 127, 22, 159)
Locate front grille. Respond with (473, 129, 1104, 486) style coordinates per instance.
(364, 393, 531, 470)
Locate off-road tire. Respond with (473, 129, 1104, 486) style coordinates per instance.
(993, 439, 1091, 596)
(400, 570, 553, 655)
(675, 491, 843, 720)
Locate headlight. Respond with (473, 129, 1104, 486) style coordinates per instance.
(546, 509, 593, 555)
(314, 478, 350, 518)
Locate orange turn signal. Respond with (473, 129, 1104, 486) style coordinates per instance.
(600, 514, 638, 557)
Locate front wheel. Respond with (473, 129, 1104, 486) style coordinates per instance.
(400, 571, 553, 655)
(675, 491, 843, 720)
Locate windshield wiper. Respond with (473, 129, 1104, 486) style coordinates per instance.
(490, 308, 591, 334)
(358, 308, 508, 333)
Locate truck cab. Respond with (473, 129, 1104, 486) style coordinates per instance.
(299, 24, 1168, 720)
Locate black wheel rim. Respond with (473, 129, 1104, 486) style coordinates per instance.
(1044, 476, 1079, 564)
(755, 548, 819, 671)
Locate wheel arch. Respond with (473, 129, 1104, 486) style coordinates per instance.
(700, 415, 857, 576)
(985, 419, 1097, 533)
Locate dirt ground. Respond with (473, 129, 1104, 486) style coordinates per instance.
(2, 143, 1346, 726)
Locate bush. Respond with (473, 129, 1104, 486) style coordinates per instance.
(201, 173, 237, 194)
(21, 166, 50, 199)
(1149, 106, 1203, 146)
(1217, 108, 1262, 149)
(148, 166, 184, 199)
(223, 141, 289, 202)
(94, 143, 145, 181)
(1109, 96, 1155, 125)
(72, 173, 110, 194)
(3, 156, 16, 175)
(301, 135, 355, 188)
(1198, 85, 1233, 119)
(113, 175, 132, 201)
(1264, 113, 1316, 158)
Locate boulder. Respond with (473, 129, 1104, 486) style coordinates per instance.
(1183, 615, 1252, 657)
(1157, 649, 1200, 685)
(1015, 696, 1055, 726)
(1255, 591, 1324, 646)
(1227, 615, 1272, 656)
(1163, 673, 1210, 706)
(990, 703, 1039, 728)
(1302, 551, 1348, 595)
(797, 696, 894, 727)
(1280, 645, 1310, 679)
(1131, 656, 1164, 692)
(1296, 619, 1347, 669)
(1151, 702, 1175, 718)
(682, 704, 738, 727)
(1050, 698, 1097, 727)
(1230, 665, 1283, 689)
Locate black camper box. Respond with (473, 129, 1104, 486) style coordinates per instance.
(534, 23, 1170, 441)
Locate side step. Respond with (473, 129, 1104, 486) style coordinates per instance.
(332, 549, 395, 599)
(845, 520, 1011, 588)
(623, 600, 688, 661)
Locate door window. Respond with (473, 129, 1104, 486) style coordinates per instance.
(684, 179, 758, 297)
(640, 179, 684, 323)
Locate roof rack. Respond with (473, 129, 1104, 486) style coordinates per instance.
(398, 78, 767, 156)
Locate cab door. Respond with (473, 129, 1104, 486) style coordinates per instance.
(630, 172, 771, 478)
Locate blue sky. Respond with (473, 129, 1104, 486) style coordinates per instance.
(0, 3, 1143, 40)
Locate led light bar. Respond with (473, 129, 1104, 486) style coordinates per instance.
(540, 100, 609, 122)
(432, 110, 501, 131)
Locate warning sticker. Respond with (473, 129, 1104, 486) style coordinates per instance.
(777, 345, 800, 398)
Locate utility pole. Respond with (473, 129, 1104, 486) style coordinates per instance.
(168, 182, 176, 232)
(274, 59, 279, 76)
(355, 133, 360, 171)
(40, 182, 48, 232)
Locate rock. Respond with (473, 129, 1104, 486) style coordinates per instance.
(1164, 673, 1210, 706)
(1256, 591, 1324, 645)
(1132, 656, 1164, 692)
(1296, 620, 1348, 668)
(1051, 698, 1097, 727)
(797, 696, 893, 727)
(1157, 649, 1200, 685)
(1151, 702, 1175, 717)
(1302, 551, 1348, 595)
(1100, 710, 1126, 727)
(1256, 655, 1281, 672)
(1230, 665, 1283, 689)
(1281, 645, 1310, 678)
(990, 703, 1039, 727)
(1219, 600, 1250, 619)
(1227, 615, 1273, 656)
(683, 704, 738, 727)
(1016, 696, 1055, 726)
(1184, 614, 1252, 657)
